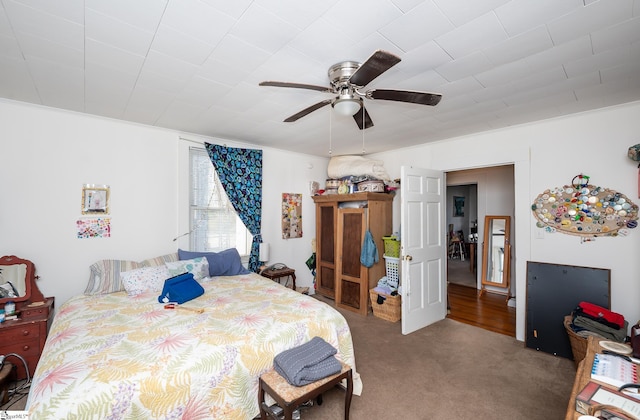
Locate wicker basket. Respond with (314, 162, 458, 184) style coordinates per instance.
(370, 289, 401, 322)
(564, 315, 588, 369)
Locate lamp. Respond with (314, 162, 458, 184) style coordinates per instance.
(259, 242, 270, 263)
(333, 95, 361, 116)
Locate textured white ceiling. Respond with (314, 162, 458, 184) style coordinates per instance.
(1, 0, 639, 156)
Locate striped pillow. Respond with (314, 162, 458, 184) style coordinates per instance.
(84, 252, 179, 295)
(141, 252, 179, 268)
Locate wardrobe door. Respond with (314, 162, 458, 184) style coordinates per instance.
(336, 208, 368, 315)
(316, 202, 336, 298)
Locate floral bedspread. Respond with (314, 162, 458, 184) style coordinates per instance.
(27, 274, 358, 419)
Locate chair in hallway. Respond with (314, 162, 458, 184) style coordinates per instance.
(448, 230, 465, 261)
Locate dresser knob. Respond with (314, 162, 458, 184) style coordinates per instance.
(22, 330, 30, 336)
(22, 345, 30, 351)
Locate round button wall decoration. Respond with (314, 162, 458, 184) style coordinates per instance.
(532, 174, 639, 237)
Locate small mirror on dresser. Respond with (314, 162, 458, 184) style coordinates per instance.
(0, 255, 45, 306)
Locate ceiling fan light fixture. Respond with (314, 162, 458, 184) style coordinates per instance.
(261, 50, 441, 127)
(333, 96, 361, 116)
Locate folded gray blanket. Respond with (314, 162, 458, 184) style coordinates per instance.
(573, 315, 628, 342)
(274, 336, 342, 386)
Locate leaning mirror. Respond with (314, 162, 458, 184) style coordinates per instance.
(480, 216, 511, 301)
(0, 255, 41, 305)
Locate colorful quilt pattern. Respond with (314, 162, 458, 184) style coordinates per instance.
(27, 274, 357, 419)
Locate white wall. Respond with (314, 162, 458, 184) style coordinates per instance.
(446, 185, 470, 235)
(3, 98, 638, 342)
(0, 100, 329, 308)
(372, 100, 640, 341)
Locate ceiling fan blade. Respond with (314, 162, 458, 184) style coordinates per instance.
(352, 106, 374, 130)
(283, 99, 333, 122)
(259, 81, 332, 93)
(369, 89, 442, 106)
(349, 50, 401, 87)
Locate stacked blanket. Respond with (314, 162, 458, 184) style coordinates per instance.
(571, 301, 628, 342)
(327, 155, 390, 181)
(573, 315, 628, 342)
(274, 336, 342, 386)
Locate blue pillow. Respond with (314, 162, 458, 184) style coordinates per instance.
(178, 248, 251, 277)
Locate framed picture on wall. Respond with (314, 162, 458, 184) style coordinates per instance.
(82, 184, 110, 214)
(453, 196, 465, 217)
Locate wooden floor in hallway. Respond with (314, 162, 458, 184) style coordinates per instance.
(447, 282, 516, 337)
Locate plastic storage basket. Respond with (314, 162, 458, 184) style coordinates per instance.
(384, 256, 400, 289)
(382, 236, 400, 258)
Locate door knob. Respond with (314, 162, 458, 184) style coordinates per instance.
(405, 255, 412, 261)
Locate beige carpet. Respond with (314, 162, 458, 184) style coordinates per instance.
(299, 296, 575, 420)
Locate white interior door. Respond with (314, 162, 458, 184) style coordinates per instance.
(401, 166, 446, 335)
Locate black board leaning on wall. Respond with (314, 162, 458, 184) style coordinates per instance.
(525, 261, 610, 359)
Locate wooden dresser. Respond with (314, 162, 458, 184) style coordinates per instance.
(0, 297, 54, 380)
(312, 192, 393, 316)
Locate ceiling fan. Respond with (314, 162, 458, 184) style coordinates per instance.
(259, 50, 442, 130)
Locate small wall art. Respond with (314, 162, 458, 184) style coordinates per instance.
(453, 196, 465, 217)
(532, 174, 638, 238)
(82, 184, 110, 214)
(77, 218, 111, 238)
(282, 193, 302, 239)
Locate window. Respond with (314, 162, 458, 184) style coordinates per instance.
(189, 147, 252, 255)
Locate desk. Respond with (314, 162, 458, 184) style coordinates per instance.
(261, 267, 296, 291)
(564, 337, 636, 419)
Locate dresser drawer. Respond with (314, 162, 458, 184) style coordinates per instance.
(0, 337, 40, 357)
(0, 297, 54, 379)
(21, 304, 51, 320)
(0, 323, 40, 342)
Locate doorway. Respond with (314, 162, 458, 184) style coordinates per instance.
(446, 184, 477, 289)
(445, 166, 516, 337)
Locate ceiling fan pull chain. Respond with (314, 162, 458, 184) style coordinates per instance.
(329, 106, 333, 156)
(361, 104, 366, 155)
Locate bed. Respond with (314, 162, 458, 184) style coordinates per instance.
(26, 254, 361, 419)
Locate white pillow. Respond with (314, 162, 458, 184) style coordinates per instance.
(121, 266, 171, 296)
(165, 257, 209, 281)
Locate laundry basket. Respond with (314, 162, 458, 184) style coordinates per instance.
(384, 256, 399, 289)
(370, 289, 401, 322)
(564, 315, 588, 369)
(382, 236, 400, 258)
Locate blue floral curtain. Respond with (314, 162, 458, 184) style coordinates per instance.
(205, 143, 263, 272)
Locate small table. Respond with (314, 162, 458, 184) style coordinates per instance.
(261, 267, 296, 291)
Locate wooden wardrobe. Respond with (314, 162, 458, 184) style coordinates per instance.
(312, 192, 393, 315)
